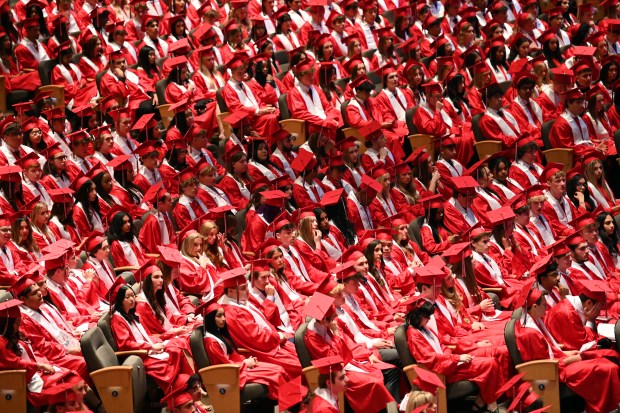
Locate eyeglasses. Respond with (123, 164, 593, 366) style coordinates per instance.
(53, 155, 68, 161)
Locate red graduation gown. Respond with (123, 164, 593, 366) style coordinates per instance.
(203, 336, 285, 400)
(221, 81, 281, 137)
(515, 319, 620, 413)
(304, 325, 395, 413)
(219, 301, 302, 378)
(110, 313, 194, 389)
(137, 212, 176, 254)
(544, 298, 598, 351)
(0, 337, 82, 407)
(406, 325, 505, 404)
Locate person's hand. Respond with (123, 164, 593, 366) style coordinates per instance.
(373, 339, 393, 349)
(113, 67, 125, 78)
(558, 285, 570, 299)
(387, 326, 397, 335)
(378, 147, 388, 160)
(447, 234, 460, 244)
(501, 236, 512, 250)
(573, 191, 585, 205)
(38, 363, 55, 374)
(459, 354, 473, 363)
(265, 283, 276, 297)
(479, 298, 494, 311)
(313, 230, 322, 245)
(217, 233, 225, 248)
(84, 269, 97, 282)
(431, 169, 441, 182)
(435, 101, 443, 112)
(584, 302, 602, 322)
(67, 347, 81, 355)
(476, 340, 491, 348)
(243, 357, 258, 368)
(381, 121, 393, 128)
(471, 321, 485, 331)
(258, 107, 276, 115)
(368, 354, 380, 364)
(151, 343, 165, 353)
(152, 94, 159, 106)
(394, 313, 405, 322)
(596, 141, 608, 154)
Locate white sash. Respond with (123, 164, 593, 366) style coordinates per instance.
(142, 35, 168, 58)
(294, 176, 324, 203)
(250, 286, 293, 333)
(200, 184, 235, 211)
(472, 251, 505, 285)
(560, 112, 591, 146)
(456, 278, 475, 308)
(344, 293, 379, 329)
(281, 246, 312, 282)
(155, 212, 171, 245)
(86, 257, 115, 289)
(585, 112, 610, 141)
(520, 313, 557, 358)
(544, 191, 573, 225)
(587, 182, 613, 209)
(347, 98, 367, 121)
(476, 187, 502, 209)
(386, 88, 407, 121)
(46, 279, 79, 316)
(20, 305, 79, 349)
(437, 157, 463, 176)
(227, 173, 250, 200)
(515, 97, 543, 124)
(514, 161, 541, 185)
(249, 160, 278, 181)
(321, 232, 343, 260)
(420, 327, 443, 354)
(20, 38, 49, 62)
(118, 239, 141, 266)
(165, 284, 181, 316)
(218, 294, 274, 331)
(530, 215, 555, 246)
(276, 33, 294, 50)
(434, 298, 454, 326)
(178, 194, 208, 221)
(0, 247, 15, 273)
(492, 179, 517, 199)
(228, 79, 259, 108)
(272, 149, 296, 180)
(485, 109, 519, 137)
(57, 63, 82, 84)
(515, 225, 540, 253)
(448, 197, 477, 226)
(204, 331, 228, 354)
(296, 85, 326, 119)
(349, 194, 373, 229)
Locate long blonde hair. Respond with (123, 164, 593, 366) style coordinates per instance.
(298, 216, 316, 250)
(200, 220, 225, 268)
(405, 391, 435, 413)
(181, 232, 203, 263)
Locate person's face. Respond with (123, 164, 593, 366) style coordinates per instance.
(201, 170, 216, 186)
(192, 236, 203, 256)
(481, 71, 491, 86)
(582, 225, 598, 244)
(478, 166, 492, 187)
(435, 207, 444, 222)
(521, 147, 537, 164)
(311, 6, 326, 22)
(307, 216, 318, 231)
(120, 214, 131, 233)
(21, 285, 43, 309)
(371, 243, 382, 262)
(256, 142, 268, 161)
(183, 179, 198, 198)
(300, 70, 315, 87)
(27, 127, 43, 144)
(331, 371, 347, 394)
(350, 40, 361, 55)
(531, 297, 547, 318)
(99, 173, 113, 194)
(343, 277, 360, 294)
(236, 283, 249, 302)
(555, 252, 571, 270)
(540, 271, 560, 290)
(604, 215, 616, 235)
(25, 163, 42, 182)
(26, 25, 40, 40)
(576, 71, 592, 88)
(378, 173, 390, 192)
(354, 255, 369, 275)
(150, 271, 164, 291)
(289, 0, 302, 10)
(441, 144, 457, 160)
(174, 0, 185, 11)
(146, 20, 159, 38)
(276, 229, 294, 246)
(488, 94, 503, 110)
(141, 152, 159, 169)
(548, 175, 566, 197)
(472, 234, 490, 254)
(112, 56, 127, 73)
(386, 72, 398, 89)
(457, 192, 475, 208)
(215, 308, 226, 328)
(173, 20, 185, 36)
(234, 5, 247, 20)
(609, 64, 619, 82)
(322, 42, 334, 59)
(117, 116, 131, 135)
(463, 25, 475, 43)
(345, 146, 358, 164)
(254, 24, 266, 38)
(529, 198, 543, 215)
(253, 271, 271, 290)
(18, 220, 29, 240)
(206, 227, 217, 245)
(374, 133, 386, 148)
(202, 53, 216, 70)
(574, 176, 586, 194)
(35, 206, 50, 226)
(3, 128, 23, 148)
(318, 212, 329, 231)
(95, 241, 110, 261)
(515, 209, 530, 226)
(493, 161, 508, 182)
(381, 241, 392, 257)
(572, 242, 590, 262)
(188, 380, 203, 403)
(492, 25, 504, 38)
(122, 288, 136, 312)
(333, 18, 345, 33)
(518, 41, 530, 58)
(86, 183, 97, 203)
(233, 155, 248, 174)
(270, 250, 285, 270)
(593, 93, 605, 112)
(230, 64, 247, 81)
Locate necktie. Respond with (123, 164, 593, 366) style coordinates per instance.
(0, 246, 6, 254)
(573, 116, 585, 140)
(307, 87, 314, 101)
(453, 17, 458, 24)
(12, 150, 20, 159)
(524, 100, 539, 125)
(497, 110, 520, 134)
(154, 39, 164, 57)
(393, 91, 405, 109)
(61, 285, 78, 305)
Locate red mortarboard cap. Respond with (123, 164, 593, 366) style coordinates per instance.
(250, 259, 272, 274)
(141, 14, 160, 27)
(513, 278, 539, 308)
(419, 194, 444, 210)
(316, 274, 339, 295)
(105, 154, 134, 172)
(441, 242, 472, 264)
(22, 16, 40, 29)
(413, 366, 446, 392)
(578, 279, 607, 302)
(258, 238, 281, 257)
(350, 74, 374, 90)
(141, 181, 166, 205)
(15, 152, 40, 170)
(421, 81, 443, 95)
(290, 149, 317, 174)
(360, 174, 383, 195)
(260, 190, 288, 207)
(278, 376, 307, 412)
(295, 58, 315, 73)
(402, 295, 428, 312)
(0, 299, 22, 318)
(230, 0, 248, 7)
(10, 274, 35, 297)
(133, 260, 160, 283)
(569, 212, 595, 229)
(566, 231, 586, 246)
(160, 383, 193, 412)
(541, 162, 565, 182)
(178, 167, 197, 184)
(132, 113, 157, 131)
(249, 176, 270, 194)
(70, 172, 91, 193)
(168, 55, 189, 70)
(133, 140, 159, 158)
(311, 356, 344, 375)
(83, 231, 105, 253)
(321, 188, 345, 207)
(358, 120, 383, 140)
(225, 53, 249, 70)
(333, 260, 360, 281)
(47, 187, 74, 204)
(66, 129, 91, 144)
(451, 176, 479, 193)
(223, 110, 252, 128)
(472, 61, 491, 75)
(415, 264, 446, 286)
(303, 292, 335, 319)
(194, 297, 221, 316)
(529, 253, 554, 278)
(484, 206, 516, 227)
(157, 245, 184, 267)
(220, 267, 249, 288)
(0, 165, 23, 182)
